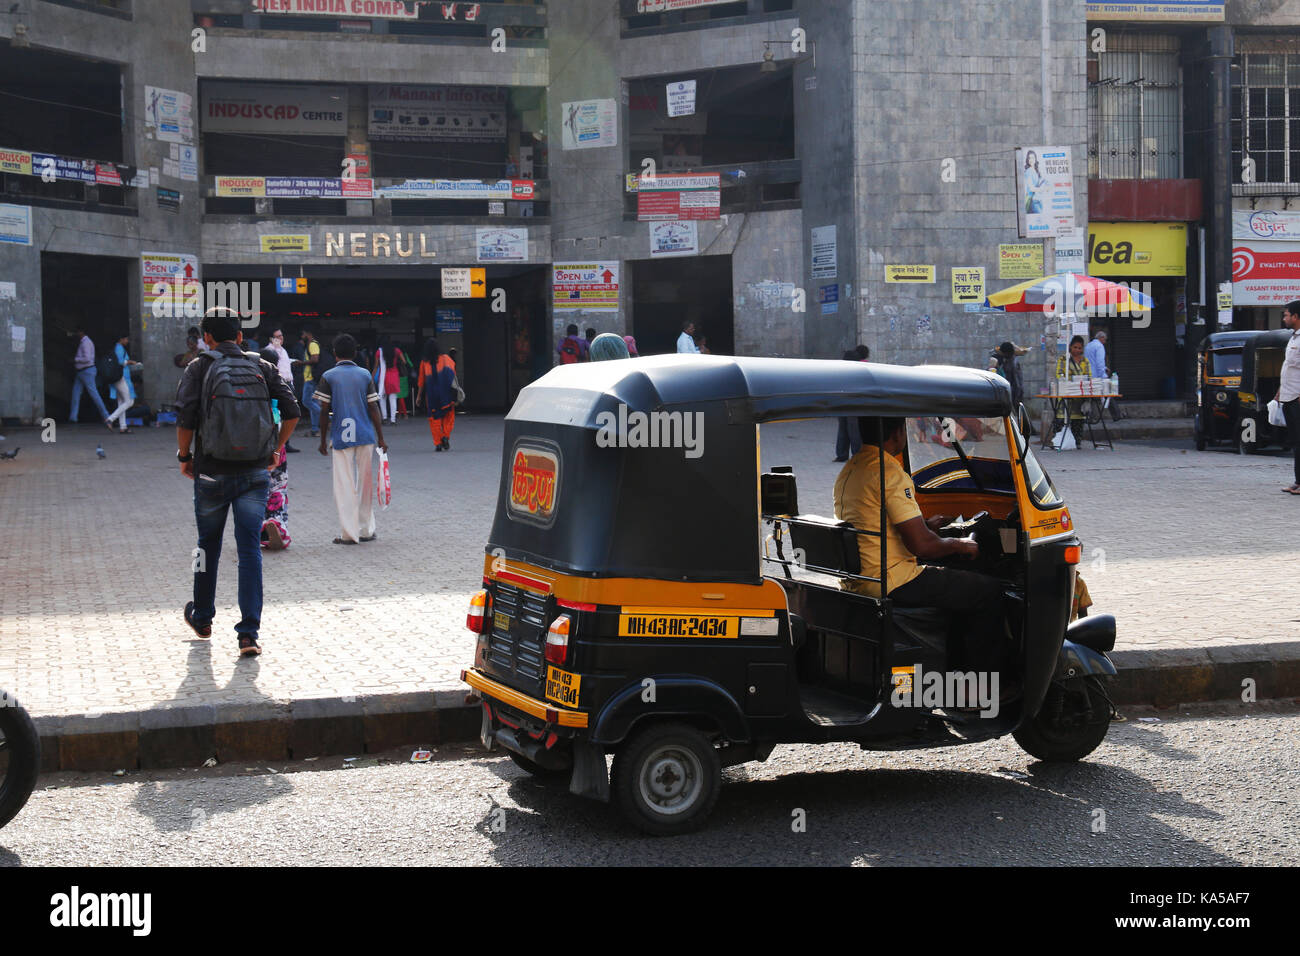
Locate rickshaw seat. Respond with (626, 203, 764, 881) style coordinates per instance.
(787, 514, 861, 576)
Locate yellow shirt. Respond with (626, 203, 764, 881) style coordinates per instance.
(303, 340, 320, 382)
(832, 444, 923, 597)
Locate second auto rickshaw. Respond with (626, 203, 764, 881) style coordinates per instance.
(1195, 329, 1292, 454)
(462, 356, 1116, 835)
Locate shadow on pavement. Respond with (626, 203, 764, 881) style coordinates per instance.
(469, 757, 1238, 866)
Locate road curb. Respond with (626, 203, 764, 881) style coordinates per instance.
(31, 646, 1300, 773)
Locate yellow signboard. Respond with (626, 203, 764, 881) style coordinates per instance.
(951, 267, 986, 304)
(295, 277, 308, 294)
(999, 243, 1044, 279)
(215, 176, 267, 197)
(885, 265, 936, 283)
(1087, 222, 1187, 277)
(260, 234, 311, 253)
(0, 147, 32, 176)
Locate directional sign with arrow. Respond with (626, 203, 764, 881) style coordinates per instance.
(442, 267, 487, 299)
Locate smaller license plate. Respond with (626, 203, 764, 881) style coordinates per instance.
(545, 666, 581, 708)
(493, 611, 511, 632)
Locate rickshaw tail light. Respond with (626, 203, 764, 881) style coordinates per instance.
(1064, 546, 1081, 565)
(466, 589, 491, 633)
(545, 615, 571, 665)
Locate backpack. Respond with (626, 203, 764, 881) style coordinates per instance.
(96, 353, 123, 388)
(559, 336, 581, 365)
(199, 352, 278, 462)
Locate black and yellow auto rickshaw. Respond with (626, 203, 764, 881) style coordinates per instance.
(1195, 329, 1292, 454)
(461, 356, 1117, 835)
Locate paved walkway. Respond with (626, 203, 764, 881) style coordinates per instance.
(1, 416, 1297, 725)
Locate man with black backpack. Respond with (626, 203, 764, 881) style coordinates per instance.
(175, 308, 300, 657)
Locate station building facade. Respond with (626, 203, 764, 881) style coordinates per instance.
(0, 0, 1292, 422)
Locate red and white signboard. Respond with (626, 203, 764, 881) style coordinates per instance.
(141, 251, 200, 320)
(202, 82, 348, 136)
(637, 0, 739, 11)
(637, 172, 720, 221)
(1231, 242, 1300, 306)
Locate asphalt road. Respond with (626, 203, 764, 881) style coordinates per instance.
(2, 703, 1295, 867)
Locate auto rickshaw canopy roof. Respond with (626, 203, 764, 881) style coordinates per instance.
(509, 355, 1014, 427)
(1201, 329, 1292, 353)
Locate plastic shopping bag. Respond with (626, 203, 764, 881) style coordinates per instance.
(376, 449, 392, 510)
(1267, 399, 1287, 429)
(1052, 427, 1077, 451)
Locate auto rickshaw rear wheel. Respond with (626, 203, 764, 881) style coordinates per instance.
(0, 691, 41, 830)
(1012, 677, 1111, 763)
(611, 722, 721, 837)
(507, 750, 571, 780)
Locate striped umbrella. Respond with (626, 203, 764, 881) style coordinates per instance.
(985, 272, 1154, 315)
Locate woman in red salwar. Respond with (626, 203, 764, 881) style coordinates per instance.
(416, 338, 457, 452)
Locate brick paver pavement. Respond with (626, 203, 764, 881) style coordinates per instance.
(1, 416, 1296, 721)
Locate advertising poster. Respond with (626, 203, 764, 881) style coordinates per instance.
(811, 225, 837, 279)
(202, 82, 347, 136)
(1084, 2, 1224, 21)
(140, 251, 199, 319)
(0, 204, 33, 245)
(1087, 222, 1187, 277)
(666, 80, 697, 118)
(0, 148, 32, 176)
(1055, 231, 1086, 274)
(1233, 209, 1300, 243)
(378, 179, 530, 200)
(263, 177, 373, 198)
(179, 145, 199, 182)
(999, 243, 1045, 279)
(1015, 146, 1075, 239)
(253, 0, 426, 18)
(1231, 243, 1300, 306)
(637, 173, 721, 221)
(553, 261, 619, 312)
(144, 87, 194, 144)
(476, 227, 528, 262)
(562, 99, 618, 150)
(637, 0, 742, 10)
(30, 154, 96, 183)
(649, 220, 699, 258)
(215, 176, 267, 197)
(369, 85, 506, 143)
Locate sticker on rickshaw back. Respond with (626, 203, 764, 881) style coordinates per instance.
(506, 439, 561, 528)
(545, 666, 581, 707)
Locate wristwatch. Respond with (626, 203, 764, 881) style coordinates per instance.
(177, 450, 193, 462)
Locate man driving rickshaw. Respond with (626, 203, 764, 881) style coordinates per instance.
(834, 415, 1010, 683)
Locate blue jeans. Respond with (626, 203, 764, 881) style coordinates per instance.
(835, 417, 862, 460)
(69, 366, 110, 422)
(192, 470, 270, 639)
(301, 380, 320, 430)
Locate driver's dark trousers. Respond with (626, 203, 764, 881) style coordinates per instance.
(889, 567, 1008, 674)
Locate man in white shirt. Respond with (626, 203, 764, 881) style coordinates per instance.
(676, 320, 700, 354)
(1276, 301, 1300, 494)
(1084, 330, 1108, 377)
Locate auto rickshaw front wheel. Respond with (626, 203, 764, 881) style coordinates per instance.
(1013, 676, 1111, 763)
(612, 722, 722, 837)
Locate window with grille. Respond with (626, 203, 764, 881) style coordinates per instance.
(1231, 53, 1300, 186)
(1088, 35, 1183, 180)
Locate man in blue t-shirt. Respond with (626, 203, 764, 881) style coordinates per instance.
(314, 334, 388, 544)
